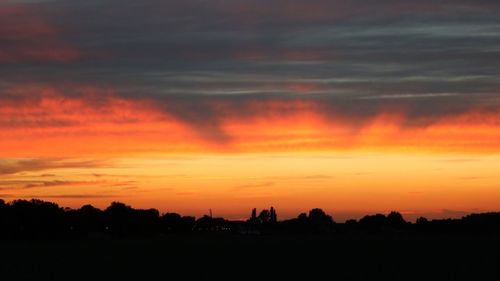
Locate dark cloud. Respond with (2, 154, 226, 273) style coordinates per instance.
(1, 0, 500, 140)
(0, 1, 81, 62)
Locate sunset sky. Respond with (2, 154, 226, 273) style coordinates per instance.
(1, 0, 500, 221)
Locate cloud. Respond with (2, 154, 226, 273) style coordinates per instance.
(0, 1, 81, 63)
(0, 158, 108, 175)
(0, 177, 139, 194)
(266, 175, 334, 181)
(23, 180, 74, 189)
(22, 180, 104, 189)
(0, 179, 107, 190)
(0, 194, 119, 199)
(1, 87, 500, 155)
(233, 182, 275, 190)
(1, 1, 500, 154)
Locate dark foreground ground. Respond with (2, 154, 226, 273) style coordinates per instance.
(1, 234, 499, 281)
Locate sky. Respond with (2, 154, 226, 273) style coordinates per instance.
(1, 0, 500, 221)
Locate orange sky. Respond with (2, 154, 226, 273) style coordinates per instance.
(2, 89, 500, 157)
(1, 90, 500, 221)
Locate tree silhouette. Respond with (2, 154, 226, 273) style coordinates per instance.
(298, 212, 308, 221)
(195, 215, 228, 232)
(0, 197, 499, 238)
(258, 209, 271, 224)
(359, 214, 386, 229)
(67, 204, 105, 235)
(387, 211, 407, 229)
(7, 199, 65, 237)
(103, 201, 160, 236)
(248, 208, 258, 224)
(162, 213, 194, 233)
(308, 208, 335, 233)
(0, 199, 5, 236)
(270, 206, 278, 223)
(416, 216, 428, 225)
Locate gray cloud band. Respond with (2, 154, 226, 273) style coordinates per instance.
(1, 0, 499, 141)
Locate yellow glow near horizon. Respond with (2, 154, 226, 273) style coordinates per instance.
(2, 152, 499, 221)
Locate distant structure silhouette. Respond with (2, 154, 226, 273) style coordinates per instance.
(1, 198, 500, 239)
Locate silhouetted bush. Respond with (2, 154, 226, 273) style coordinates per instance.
(161, 213, 195, 233)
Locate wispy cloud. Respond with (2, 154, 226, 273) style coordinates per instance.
(266, 175, 334, 181)
(0, 194, 120, 199)
(22, 180, 105, 189)
(0, 158, 109, 175)
(233, 182, 275, 190)
(0, 180, 108, 190)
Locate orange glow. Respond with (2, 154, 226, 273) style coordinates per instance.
(1, 88, 500, 220)
(1, 88, 500, 157)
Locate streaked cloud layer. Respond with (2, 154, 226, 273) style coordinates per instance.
(1, 0, 500, 218)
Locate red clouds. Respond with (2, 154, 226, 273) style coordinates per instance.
(0, 85, 201, 157)
(1, 84, 500, 157)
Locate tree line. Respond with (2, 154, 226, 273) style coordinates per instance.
(0, 198, 499, 238)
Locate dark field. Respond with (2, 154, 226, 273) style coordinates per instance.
(1, 234, 499, 280)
